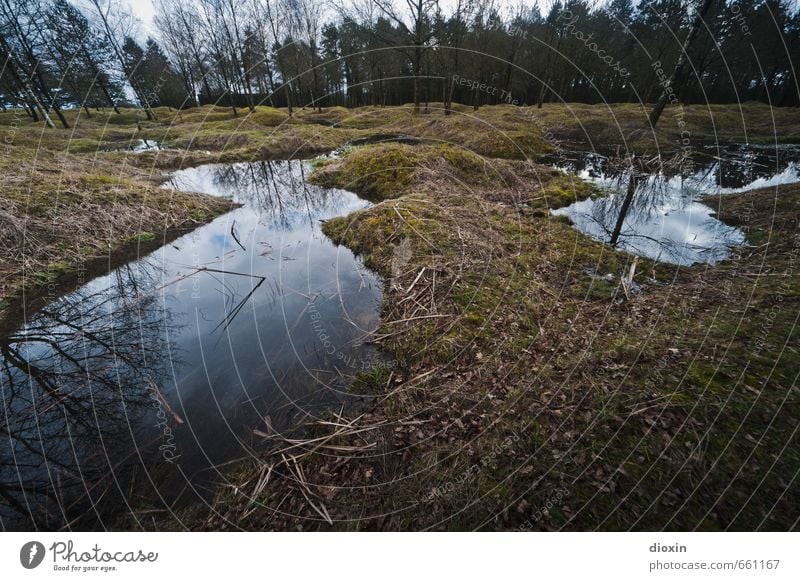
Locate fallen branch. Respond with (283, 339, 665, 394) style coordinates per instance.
(230, 220, 246, 251)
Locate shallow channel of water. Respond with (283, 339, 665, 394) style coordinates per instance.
(0, 160, 382, 529)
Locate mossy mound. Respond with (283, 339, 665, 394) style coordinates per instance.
(310, 143, 490, 200)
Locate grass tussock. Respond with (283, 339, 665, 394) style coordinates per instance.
(310, 142, 597, 205)
(309, 143, 490, 200)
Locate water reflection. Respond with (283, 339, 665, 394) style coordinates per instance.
(104, 139, 163, 153)
(1, 160, 382, 530)
(548, 143, 800, 190)
(132, 139, 162, 152)
(0, 258, 179, 529)
(550, 144, 800, 264)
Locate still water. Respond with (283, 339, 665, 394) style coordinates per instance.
(0, 160, 382, 530)
(550, 144, 800, 264)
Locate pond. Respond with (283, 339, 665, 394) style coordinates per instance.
(0, 160, 383, 530)
(550, 143, 800, 265)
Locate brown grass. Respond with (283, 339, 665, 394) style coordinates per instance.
(0, 150, 233, 308)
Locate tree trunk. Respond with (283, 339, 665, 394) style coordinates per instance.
(285, 80, 293, 117)
(538, 27, 557, 109)
(537, 80, 547, 109)
(310, 40, 322, 113)
(649, 0, 715, 128)
(412, 48, 421, 114)
(609, 171, 638, 247)
(99, 79, 121, 114)
(263, 60, 277, 107)
(444, 77, 452, 115)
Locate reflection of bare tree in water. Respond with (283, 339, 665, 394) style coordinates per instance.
(578, 153, 721, 262)
(603, 156, 678, 238)
(700, 144, 800, 189)
(0, 257, 184, 530)
(211, 160, 346, 227)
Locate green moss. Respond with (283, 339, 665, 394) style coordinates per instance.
(310, 143, 490, 201)
(18, 262, 73, 292)
(130, 231, 156, 243)
(537, 172, 599, 209)
(348, 364, 394, 395)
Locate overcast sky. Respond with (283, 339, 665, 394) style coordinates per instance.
(127, 0, 156, 35)
(125, 0, 800, 36)
(124, 0, 563, 38)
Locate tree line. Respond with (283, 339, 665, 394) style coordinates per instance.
(1, 0, 798, 128)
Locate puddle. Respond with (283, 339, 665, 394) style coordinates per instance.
(103, 139, 164, 153)
(550, 144, 800, 265)
(0, 160, 383, 529)
(132, 139, 163, 152)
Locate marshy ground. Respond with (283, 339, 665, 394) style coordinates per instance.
(3, 100, 797, 307)
(204, 143, 800, 531)
(1, 102, 798, 530)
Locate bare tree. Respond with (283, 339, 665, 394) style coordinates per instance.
(264, 0, 295, 116)
(648, 0, 716, 127)
(367, 0, 440, 113)
(292, 0, 325, 112)
(85, 0, 157, 120)
(440, 0, 473, 114)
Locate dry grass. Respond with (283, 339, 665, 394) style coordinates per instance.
(0, 149, 233, 308)
(523, 101, 800, 151)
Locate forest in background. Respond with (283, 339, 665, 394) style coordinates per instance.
(1, 0, 799, 129)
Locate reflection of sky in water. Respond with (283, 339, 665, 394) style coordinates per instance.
(0, 160, 382, 529)
(550, 145, 800, 265)
(553, 190, 746, 265)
